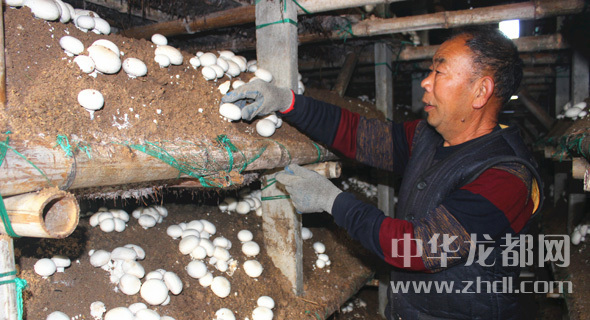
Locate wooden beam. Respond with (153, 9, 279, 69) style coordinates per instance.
(332, 50, 359, 97)
(0, 3, 5, 105)
(122, 0, 405, 39)
(519, 88, 555, 130)
(0, 137, 336, 197)
(277, 33, 570, 74)
(198, 0, 582, 52)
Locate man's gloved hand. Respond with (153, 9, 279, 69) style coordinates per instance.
(275, 164, 342, 214)
(220, 80, 294, 121)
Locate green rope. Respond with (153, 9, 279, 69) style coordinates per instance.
(266, 139, 292, 164)
(261, 195, 291, 201)
(292, 0, 311, 14)
(0, 193, 19, 238)
(311, 142, 322, 164)
(216, 135, 238, 172)
(256, 18, 298, 29)
(0, 133, 53, 185)
(242, 145, 268, 172)
(55, 135, 73, 157)
(124, 141, 221, 188)
(335, 20, 355, 43)
(262, 178, 277, 190)
(0, 271, 27, 320)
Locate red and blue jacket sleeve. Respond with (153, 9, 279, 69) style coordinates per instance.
(281, 94, 419, 174)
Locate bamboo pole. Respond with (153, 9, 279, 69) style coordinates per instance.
(2, 188, 79, 238)
(121, 0, 403, 39)
(0, 137, 336, 197)
(0, 235, 16, 320)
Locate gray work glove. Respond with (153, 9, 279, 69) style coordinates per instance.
(275, 164, 342, 214)
(220, 80, 293, 121)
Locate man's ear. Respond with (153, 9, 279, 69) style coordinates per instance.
(473, 76, 495, 109)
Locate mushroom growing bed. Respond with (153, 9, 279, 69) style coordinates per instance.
(16, 194, 375, 319)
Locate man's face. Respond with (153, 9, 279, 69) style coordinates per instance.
(421, 36, 479, 139)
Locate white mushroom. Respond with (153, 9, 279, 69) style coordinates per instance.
(118, 274, 141, 295)
(199, 272, 214, 287)
(92, 17, 111, 35)
(59, 36, 84, 56)
(252, 306, 274, 320)
(179, 235, 201, 255)
(87, 45, 121, 74)
(122, 58, 148, 78)
(313, 242, 326, 254)
(218, 50, 235, 60)
(46, 311, 70, 320)
(255, 68, 273, 82)
(164, 271, 183, 295)
(242, 241, 260, 257)
(257, 296, 275, 309)
(186, 260, 208, 279)
(210, 276, 231, 298)
(243, 260, 263, 278)
(232, 80, 245, 89)
(51, 255, 71, 272)
(211, 64, 225, 79)
(301, 227, 313, 240)
(128, 302, 147, 314)
(167, 225, 183, 239)
(89, 250, 110, 267)
(73, 55, 95, 73)
(91, 39, 120, 57)
(215, 308, 236, 320)
(199, 52, 217, 67)
(256, 119, 276, 137)
(151, 33, 168, 46)
(201, 220, 216, 235)
(154, 54, 171, 68)
(75, 15, 95, 32)
(219, 103, 242, 121)
(226, 60, 241, 77)
(104, 307, 134, 320)
(35, 258, 57, 277)
(189, 56, 201, 68)
(237, 230, 253, 242)
(231, 56, 247, 72)
(89, 301, 106, 320)
(135, 309, 161, 320)
(24, 0, 60, 21)
(111, 247, 138, 261)
(235, 201, 251, 214)
(77, 89, 104, 120)
(202, 66, 217, 80)
(219, 80, 231, 95)
(140, 279, 169, 305)
(154, 45, 183, 65)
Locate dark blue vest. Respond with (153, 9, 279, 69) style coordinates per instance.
(386, 121, 543, 320)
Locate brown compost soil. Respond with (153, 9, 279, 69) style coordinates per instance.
(1, 6, 393, 320)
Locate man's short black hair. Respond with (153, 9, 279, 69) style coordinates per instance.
(452, 26, 523, 104)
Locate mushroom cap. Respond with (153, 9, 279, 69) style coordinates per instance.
(186, 260, 208, 279)
(313, 242, 326, 254)
(155, 54, 171, 68)
(255, 68, 273, 82)
(51, 255, 71, 268)
(73, 55, 96, 73)
(34, 258, 56, 277)
(87, 45, 121, 74)
(199, 52, 217, 67)
(219, 103, 241, 121)
(93, 17, 111, 35)
(243, 260, 263, 278)
(215, 308, 236, 320)
(91, 39, 119, 57)
(118, 274, 141, 295)
(201, 220, 217, 235)
(122, 58, 147, 78)
(257, 296, 275, 309)
(111, 246, 138, 261)
(54, 0, 71, 23)
(242, 241, 260, 257)
(154, 45, 183, 65)
(59, 36, 84, 55)
(256, 119, 276, 137)
(104, 307, 134, 320)
(89, 250, 110, 267)
(151, 33, 168, 46)
(135, 309, 161, 320)
(210, 276, 231, 298)
(140, 279, 169, 305)
(75, 15, 95, 31)
(237, 230, 253, 242)
(252, 306, 274, 320)
(164, 271, 183, 295)
(24, 0, 60, 21)
(46, 311, 70, 320)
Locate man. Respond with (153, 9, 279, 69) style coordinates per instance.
(222, 27, 543, 320)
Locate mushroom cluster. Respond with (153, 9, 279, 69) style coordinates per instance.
(34, 255, 71, 277)
(313, 242, 331, 269)
(104, 303, 176, 320)
(218, 189, 263, 216)
(571, 223, 590, 245)
(556, 101, 588, 120)
(89, 207, 130, 233)
(132, 205, 168, 229)
(340, 298, 367, 314)
(341, 177, 379, 199)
